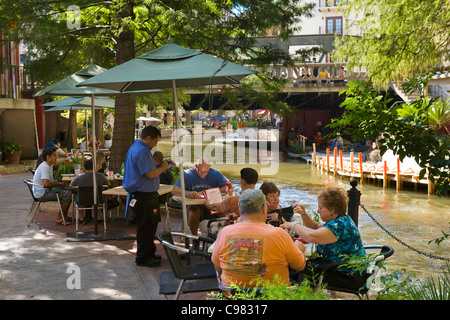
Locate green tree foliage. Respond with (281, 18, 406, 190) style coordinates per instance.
(332, 0, 450, 89)
(0, 0, 316, 170)
(328, 77, 449, 196)
(0, 0, 315, 88)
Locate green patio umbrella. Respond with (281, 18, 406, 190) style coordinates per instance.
(78, 42, 258, 234)
(43, 96, 115, 110)
(35, 64, 127, 97)
(43, 96, 116, 151)
(35, 64, 162, 241)
(35, 65, 122, 155)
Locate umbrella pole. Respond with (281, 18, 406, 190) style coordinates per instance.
(172, 79, 189, 234)
(85, 110, 88, 151)
(66, 94, 127, 242)
(91, 94, 99, 235)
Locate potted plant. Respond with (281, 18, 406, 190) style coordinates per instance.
(69, 154, 83, 174)
(55, 161, 73, 180)
(1, 141, 22, 164)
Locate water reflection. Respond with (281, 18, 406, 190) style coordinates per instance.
(154, 138, 450, 279)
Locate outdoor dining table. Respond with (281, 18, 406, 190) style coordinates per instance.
(102, 184, 173, 197)
(102, 184, 174, 220)
(171, 195, 206, 206)
(61, 174, 117, 182)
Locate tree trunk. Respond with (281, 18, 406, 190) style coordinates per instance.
(109, 3, 136, 173)
(65, 110, 78, 150)
(95, 109, 103, 143)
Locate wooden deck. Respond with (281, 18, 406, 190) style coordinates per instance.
(309, 147, 436, 194)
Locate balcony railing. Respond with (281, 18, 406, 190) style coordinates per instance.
(184, 62, 366, 94)
(0, 64, 33, 99)
(319, 0, 347, 7)
(268, 62, 366, 88)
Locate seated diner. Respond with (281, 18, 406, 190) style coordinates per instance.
(172, 157, 227, 235)
(69, 157, 111, 224)
(212, 189, 306, 296)
(281, 187, 367, 288)
(259, 181, 295, 226)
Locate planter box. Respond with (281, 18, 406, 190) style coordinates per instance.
(4, 150, 22, 164)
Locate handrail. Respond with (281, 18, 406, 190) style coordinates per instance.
(266, 63, 366, 81)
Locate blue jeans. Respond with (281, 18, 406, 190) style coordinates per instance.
(332, 141, 342, 149)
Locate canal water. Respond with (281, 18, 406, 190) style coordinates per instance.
(154, 137, 450, 281)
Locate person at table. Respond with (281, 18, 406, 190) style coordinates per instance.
(280, 187, 367, 287)
(36, 146, 56, 169)
(42, 139, 66, 168)
(87, 142, 99, 154)
(95, 151, 107, 174)
(152, 151, 174, 205)
(204, 167, 258, 220)
(172, 157, 227, 235)
(45, 138, 68, 158)
(100, 133, 112, 150)
(69, 158, 110, 224)
(123, 125, 169, 267)
(80, 136, 92, 152)
(212, 189, 306, 296)
(152, 151, 173, 185)
(259, 181, 295, 226)
(32, 147, 73, 225)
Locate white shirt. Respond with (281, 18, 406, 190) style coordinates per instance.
(33, 161, 53, 198)
(104, 140, 112, 149)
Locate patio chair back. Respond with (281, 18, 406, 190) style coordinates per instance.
(23, 179, 65, 227)
(75, 186, 106, 231)
(157, 231, 218, 299)
(24, 179, 41, 202)
(317, 245, 394, 299)
(77, 186, 105, 206)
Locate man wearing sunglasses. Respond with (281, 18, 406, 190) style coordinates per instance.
(172, 157, 227, 235)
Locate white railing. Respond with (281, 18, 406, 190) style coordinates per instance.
(267, 62, 366, 86)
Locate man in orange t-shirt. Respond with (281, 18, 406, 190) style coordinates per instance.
(212, 189, 306, 288)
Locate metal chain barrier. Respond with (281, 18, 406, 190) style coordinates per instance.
(359, 203, 450, 261)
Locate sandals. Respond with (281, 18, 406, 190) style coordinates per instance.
(56, 220, 72, 225)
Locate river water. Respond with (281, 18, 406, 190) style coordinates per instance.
(154, 137, 450, 281)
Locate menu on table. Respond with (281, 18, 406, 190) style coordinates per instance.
(202, 187, 223, 214)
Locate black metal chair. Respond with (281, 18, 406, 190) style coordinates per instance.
(163, 199, 181, 231)
(206, 217, 230, 239)
(28, 168, 36, 176)
(316, 245, 394, 300)
(23, 179, 66, 227)
(157, 231, 218, 300)
(75, 186, 107, 232)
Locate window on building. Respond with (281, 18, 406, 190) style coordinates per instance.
(326, 0, 342, 6)
(326, 17, 343, 34)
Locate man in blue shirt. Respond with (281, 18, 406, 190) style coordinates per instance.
(123, 126, 169, 267)
(172, 157, 227, 235)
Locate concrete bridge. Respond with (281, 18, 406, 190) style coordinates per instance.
(185, 34, 366, 96)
